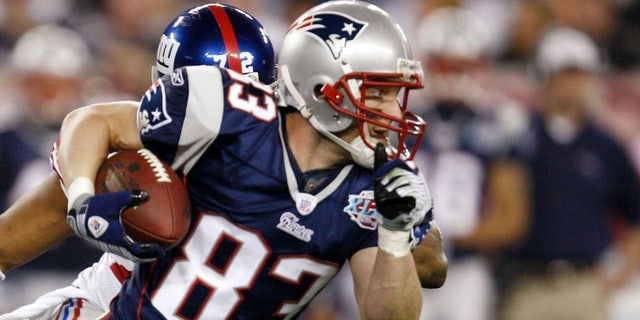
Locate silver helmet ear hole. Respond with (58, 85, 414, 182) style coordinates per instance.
(313, 84, 325, 100)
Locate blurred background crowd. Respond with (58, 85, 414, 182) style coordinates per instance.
(0, 0, 639, 319)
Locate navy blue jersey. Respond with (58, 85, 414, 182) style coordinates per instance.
(110, 66, 379, 319)
(508, 115, 640, 262)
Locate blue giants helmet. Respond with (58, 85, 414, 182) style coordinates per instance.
(153, 3, 276, 84)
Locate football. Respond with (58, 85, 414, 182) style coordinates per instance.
(95, 148, 191, 250)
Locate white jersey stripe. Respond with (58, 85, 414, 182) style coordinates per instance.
(173, 66, 225, 174)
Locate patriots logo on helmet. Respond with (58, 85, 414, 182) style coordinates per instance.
(294, 12, 368, 59)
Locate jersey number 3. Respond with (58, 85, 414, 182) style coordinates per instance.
(227, 71, 277, 122)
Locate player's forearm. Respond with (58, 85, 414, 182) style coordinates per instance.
(0, 173, 72, 273)
(363, 250, 422, 320)
(413, 224, 447, 288)
(0, 219, 70, 273)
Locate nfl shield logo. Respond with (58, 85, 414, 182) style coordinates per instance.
(295, 193, 318, 216)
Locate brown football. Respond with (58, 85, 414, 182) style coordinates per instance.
(95, 149, 191, 249)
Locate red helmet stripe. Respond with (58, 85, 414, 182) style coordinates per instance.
(208, 5, 242, 73)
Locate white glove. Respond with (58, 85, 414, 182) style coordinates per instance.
(373, 144, 433, 256)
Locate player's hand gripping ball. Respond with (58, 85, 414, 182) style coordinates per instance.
(95, 149, 191, 250)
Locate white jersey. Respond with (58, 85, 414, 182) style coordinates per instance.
(0, 253, 133, 320)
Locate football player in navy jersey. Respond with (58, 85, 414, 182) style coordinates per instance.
(1, 3, 285, 320)
(54, 1, 436, 319)
(0, 3, 281, 319)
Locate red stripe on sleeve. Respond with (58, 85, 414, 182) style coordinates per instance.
(72, 299, 83, 320)
(110, 262, 133, 284)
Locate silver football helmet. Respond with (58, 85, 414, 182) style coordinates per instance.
(278, 0, 426, 168)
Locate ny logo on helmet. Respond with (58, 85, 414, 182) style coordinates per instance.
(156, 34, 180, 76)
(294, 12, 368, 59)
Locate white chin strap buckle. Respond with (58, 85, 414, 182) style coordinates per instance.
(350, 136, 375, 169)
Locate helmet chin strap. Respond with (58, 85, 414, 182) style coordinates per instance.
(348, 130, 377, 169)
(280, 64, 377, 169)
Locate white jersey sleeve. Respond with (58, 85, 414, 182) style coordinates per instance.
(0, 254, 133, 320)
(70, 253, 134, 311)
(137, 66, 225, 175)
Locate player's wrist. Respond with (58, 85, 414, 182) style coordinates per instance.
(66, 177, 95, 212)
(378, 226, 411, 257)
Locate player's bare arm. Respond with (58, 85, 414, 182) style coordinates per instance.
(413, 222, 448, 288)
(58, 101, 142, 188)
(351, 246, 422, 320)
(0, 172, 71, 275)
